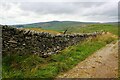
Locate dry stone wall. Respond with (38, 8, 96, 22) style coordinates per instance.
(2, 25, 101, 57)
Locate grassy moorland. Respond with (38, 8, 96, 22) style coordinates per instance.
(23, 23, 118, 35)
(66, 24, 118, 36)
(2, 23, 118, 78)
(14, 21, 86, 31)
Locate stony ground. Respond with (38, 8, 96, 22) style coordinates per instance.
(57, 41, 118, 78)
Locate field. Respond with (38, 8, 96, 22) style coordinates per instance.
(2, 23, 118, 78)
(19, 23, 118, 35)
(67, 24, 118, 35)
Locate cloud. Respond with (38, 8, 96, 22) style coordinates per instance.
(0, 1, 118, 25)
(19, 2, 105, 15)
(1, 0, 119, 2)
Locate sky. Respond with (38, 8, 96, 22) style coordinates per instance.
(0, 0, 119, 25)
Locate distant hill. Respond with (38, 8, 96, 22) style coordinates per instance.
(12, 21, 99, 31)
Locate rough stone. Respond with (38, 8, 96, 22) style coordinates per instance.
(2, 25, 102, 57)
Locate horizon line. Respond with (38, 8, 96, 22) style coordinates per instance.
(0, 20, 118, 26)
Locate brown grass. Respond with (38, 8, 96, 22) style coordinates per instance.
(24, 28, 61, 35)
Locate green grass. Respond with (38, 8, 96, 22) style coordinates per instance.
(2, 33, 117, 78)
(16, 21, 85, 32)
(67, 24, 118, 36)
(19, 22, 118, 36)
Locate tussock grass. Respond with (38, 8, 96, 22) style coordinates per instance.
(2, 33, 117, 78)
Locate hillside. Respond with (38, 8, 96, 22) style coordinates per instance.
(12, 21, 118, 34)
(2, 23, 118, 78)
(12, 21, 99, 31)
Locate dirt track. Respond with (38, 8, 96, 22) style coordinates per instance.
(57, 41, 118, 78)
